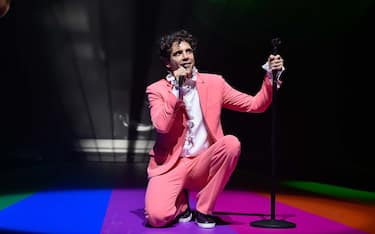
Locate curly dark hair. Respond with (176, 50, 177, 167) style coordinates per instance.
(159, 29, 197, 63)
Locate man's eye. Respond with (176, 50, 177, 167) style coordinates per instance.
(173, 51, 182, 56)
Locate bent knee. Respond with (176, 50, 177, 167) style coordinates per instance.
(146, 209, 175, 227)
(223, 135, 241, 156)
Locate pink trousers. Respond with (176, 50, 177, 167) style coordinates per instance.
(145, 135, 241, 227)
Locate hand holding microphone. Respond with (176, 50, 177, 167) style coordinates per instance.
(173, 64, 189, 99)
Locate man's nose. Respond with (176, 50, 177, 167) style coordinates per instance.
(182, 52, 189, 59)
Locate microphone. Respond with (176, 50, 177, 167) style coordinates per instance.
(178, 75, 185, 88)
(271, 38, 282, 81)
(178, 64, 189, 99)
(178, 76, 185, 100)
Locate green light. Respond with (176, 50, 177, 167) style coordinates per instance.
(282, 180, 375, 203)
(0, 192, 34, 210)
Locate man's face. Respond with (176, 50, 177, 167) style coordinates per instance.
(166, 41, 195, 77)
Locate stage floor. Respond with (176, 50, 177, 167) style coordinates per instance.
(0, 161, 374, 234)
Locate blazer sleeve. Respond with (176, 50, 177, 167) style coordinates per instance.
(146, 82, 182, 133)
(222, 74, 273, 113)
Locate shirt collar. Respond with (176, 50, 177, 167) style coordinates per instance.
(166, 66, 198, 85)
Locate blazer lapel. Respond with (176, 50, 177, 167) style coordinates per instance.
(196, 73, 208, 117)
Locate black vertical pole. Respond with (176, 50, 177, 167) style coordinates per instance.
(270, 67, 277, 221)
(270, 38, 280, 222)
(250, 38, 296, 228)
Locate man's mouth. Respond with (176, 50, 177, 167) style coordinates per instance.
(181, 63, 190, 69)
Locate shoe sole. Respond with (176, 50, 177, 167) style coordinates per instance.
(196, 221, 216, 229)
(178, 213, 193, 223)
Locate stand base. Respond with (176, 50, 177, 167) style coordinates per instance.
(250, 219, 296, 228)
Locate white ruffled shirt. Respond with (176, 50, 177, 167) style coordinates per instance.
(166, 64, 284, 157)
(167, 67, 209, 157)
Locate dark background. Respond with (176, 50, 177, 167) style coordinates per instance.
(0, 0, 373, 191)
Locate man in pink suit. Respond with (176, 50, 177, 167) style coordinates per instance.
(144, 29, 284, 228)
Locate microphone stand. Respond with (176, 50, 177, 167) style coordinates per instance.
(250, 38, 296, 228)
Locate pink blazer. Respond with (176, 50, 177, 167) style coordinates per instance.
(145, 72, 273, 177)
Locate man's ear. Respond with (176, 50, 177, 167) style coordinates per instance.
(163, 59, 171, 69)
(161, 57, 173, 71)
